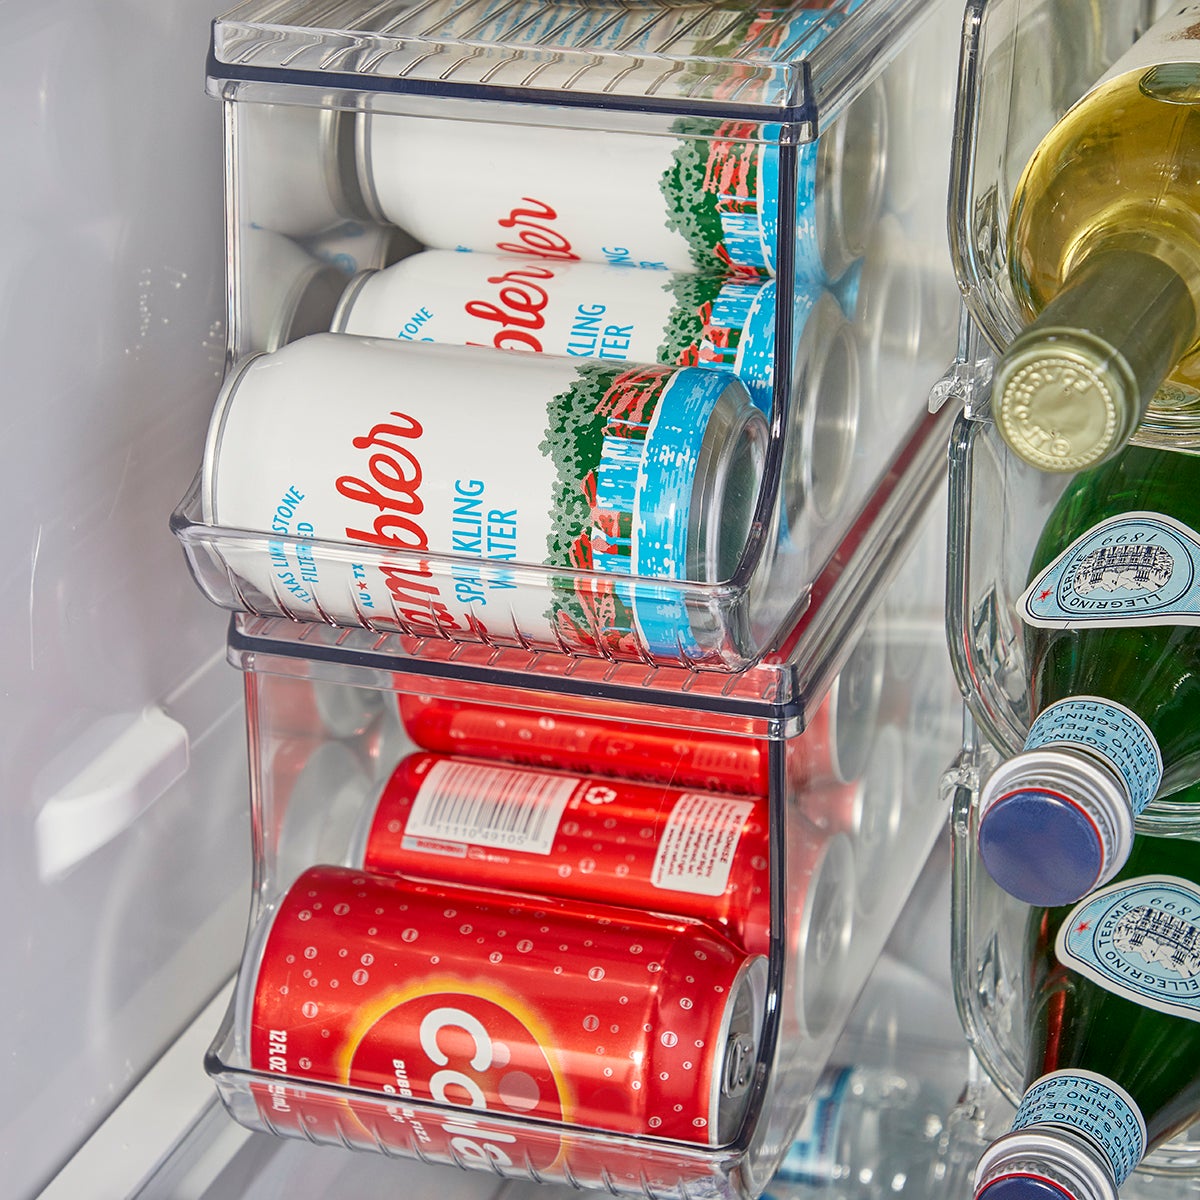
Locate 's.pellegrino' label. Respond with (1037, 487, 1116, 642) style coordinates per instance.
(1023, 697, 1163, 818)
(1011, 1070, 1146, 1187)
(1056, 874, 1200, 1023)
(1019, 512, 1200, 628)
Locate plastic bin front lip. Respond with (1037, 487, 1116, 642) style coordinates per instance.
(212, 399, 956, 721)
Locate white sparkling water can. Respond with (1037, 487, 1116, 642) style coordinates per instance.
(355, 83, 884, 284)
(332, 249, 860, 529)
(201, 333, 768, 659)
(333, 248, 779, 412)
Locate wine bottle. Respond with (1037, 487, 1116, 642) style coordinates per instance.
(977, 443, 1200, 907)
(993, 3, 1200, 473)
(973, 831, 1200, 1200)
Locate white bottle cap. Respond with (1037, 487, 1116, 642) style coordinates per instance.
(974, 1127, 1119, 1200)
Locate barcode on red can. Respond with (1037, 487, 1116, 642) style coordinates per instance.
(405, 758, 579, 855)
(359, 753, 770, 953)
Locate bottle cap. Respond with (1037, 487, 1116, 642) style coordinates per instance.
(993, 247, 1195, 473)
(992, 330, 1138, 474)
(977, 747, 1133, 907)
(974, 1128, 1119, 1200)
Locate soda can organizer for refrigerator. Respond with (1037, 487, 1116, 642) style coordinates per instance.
(947, 0, 1200, 452)
(170, 0, 964, 671)
(204, 457, 965, 1198)
(944, 410, 1200, 838)
(948, 732, 1200, 1176)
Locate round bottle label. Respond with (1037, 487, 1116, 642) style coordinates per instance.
(1056, 874, 1200, 1023)
(1019, 511, 1200, 629)
(1012, 1069, 1146, 1187)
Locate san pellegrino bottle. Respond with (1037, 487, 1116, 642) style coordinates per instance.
(977, 443, 1200, 907)
(994, 2, 1200, 473)
(973, 831, 1200, 1200)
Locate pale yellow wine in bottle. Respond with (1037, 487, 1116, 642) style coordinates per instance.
(996, 3, 1200, 472)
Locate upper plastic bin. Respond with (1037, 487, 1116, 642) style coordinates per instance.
(172, 0, 964, 672)
(947, 0, 1200, 451)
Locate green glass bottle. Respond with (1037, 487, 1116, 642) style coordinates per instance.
(973, 830, 1200, 1200)
(978, 443, 1200, 906)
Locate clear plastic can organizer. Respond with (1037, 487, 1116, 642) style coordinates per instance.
(172, 0, 965, 670)
(204, 480, 965, 1198)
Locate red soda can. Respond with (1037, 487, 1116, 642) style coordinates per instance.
(352, 752, 771, 955)
(798, 725, 904, 917)
(789, 621, 886, 787)
(244, 865, 767, 1158)
(396, 691, 771, 795)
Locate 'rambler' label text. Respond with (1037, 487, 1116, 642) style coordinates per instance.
(335, 409, 471, 635)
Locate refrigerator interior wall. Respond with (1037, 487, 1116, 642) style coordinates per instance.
(2, 2, 251, 1197)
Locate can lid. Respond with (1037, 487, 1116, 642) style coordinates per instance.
(684, 374, 770, 585)
(851, 725, 904, 915)
(794, 829, 855, 1037)
(714, 953, 768, 1144)
(977, 747, 1133, 907)
(814, 78, 887, 281)
(825, 616, 885, 784)
(784, 289, 860, 535)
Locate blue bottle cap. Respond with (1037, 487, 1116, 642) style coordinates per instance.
(977, 747, 1132, 907)
(978, 1177, 1077, 1200)
(978, 788, 1103, 908)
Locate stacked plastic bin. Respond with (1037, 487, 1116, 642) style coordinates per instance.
(171, 0, 969, 1194)
(944, 0, 1200, 1180)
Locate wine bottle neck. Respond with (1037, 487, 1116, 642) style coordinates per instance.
(994, 248, 1197, 471)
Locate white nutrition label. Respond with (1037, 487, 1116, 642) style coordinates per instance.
(651, 794, 754, 896)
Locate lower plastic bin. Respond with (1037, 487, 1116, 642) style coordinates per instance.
(204, 492, 964, 1198)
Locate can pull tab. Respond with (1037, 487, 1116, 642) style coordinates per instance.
(721, 1031, 757, 1098)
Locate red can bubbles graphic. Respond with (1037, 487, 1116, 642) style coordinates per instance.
(243, 865, 767, 1159)
(396, 690, 771, 795)
(353, 752, 770, 954)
